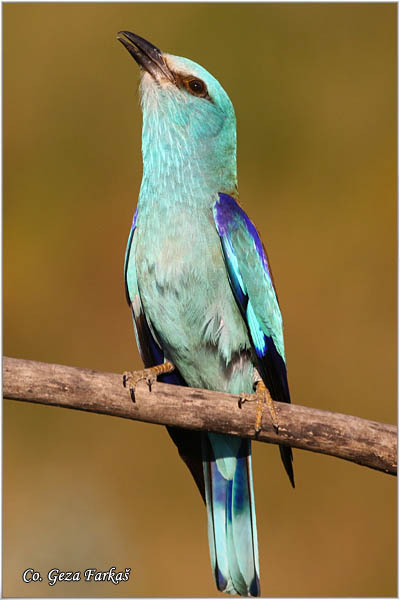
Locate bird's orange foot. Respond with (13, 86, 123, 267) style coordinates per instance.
(122, 362, 175, 402)
(239, 380, 279, 435)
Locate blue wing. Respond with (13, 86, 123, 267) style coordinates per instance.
(124, 209, 205, 499)
(213, 193, 294, 487)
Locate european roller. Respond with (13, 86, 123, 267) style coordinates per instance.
(118, 31, 294, 597)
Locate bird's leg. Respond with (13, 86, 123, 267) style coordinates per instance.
(123, 361, 175, 402)
(239, 380, 279, 435)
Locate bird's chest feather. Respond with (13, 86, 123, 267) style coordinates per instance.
(134, 205, 253, 392)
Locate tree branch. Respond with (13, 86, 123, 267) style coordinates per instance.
(3, 356, 396, 476)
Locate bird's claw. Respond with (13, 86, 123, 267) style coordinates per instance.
(122, 362, 175, 402)
(239, 381, 279, 435)
(123, 370, 155, 402)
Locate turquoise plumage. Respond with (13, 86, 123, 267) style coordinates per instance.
(119, 32, 293, 597)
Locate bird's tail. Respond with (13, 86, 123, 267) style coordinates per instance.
(202, 432, 260, 597)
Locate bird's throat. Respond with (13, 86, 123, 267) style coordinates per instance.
(140, 125, 237, 210)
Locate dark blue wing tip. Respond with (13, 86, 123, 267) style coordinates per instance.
(249, 574, 260, 597)
(215, 566, 228, 592)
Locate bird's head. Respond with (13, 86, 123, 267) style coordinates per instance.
(118, 31, 238, 202)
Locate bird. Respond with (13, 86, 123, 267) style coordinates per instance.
(118, 31, 294, 597)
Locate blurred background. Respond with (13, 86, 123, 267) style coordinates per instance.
(3, 3, 396, 597)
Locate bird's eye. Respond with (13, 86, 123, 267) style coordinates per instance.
(185, 78, 208, 97)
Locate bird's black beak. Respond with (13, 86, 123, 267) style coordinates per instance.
(117, 31, 175, 84)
